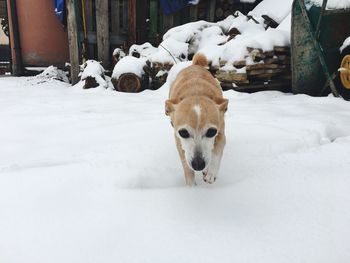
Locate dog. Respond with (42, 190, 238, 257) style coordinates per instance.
(165, 53, 228, 186)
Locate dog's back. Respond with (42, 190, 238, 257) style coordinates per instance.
(169, 53, 223, 101)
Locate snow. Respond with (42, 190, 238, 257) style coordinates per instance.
(230, 14, 264, 35)
(1, 75, 350, 263)
(249, 0, 293, 23)
(33, 66, 69, 83)
(197, 26, 226, 50)
(141, 8, 291, 73)
(128, 43, 158, 58)
(340, 36, 350, 53)
(112, 48, 126, 60)
(112, 56, 146, 79)
(148, 37, 189, 64)
(277, 12, 292, 33)
(307, 0, 350, 9)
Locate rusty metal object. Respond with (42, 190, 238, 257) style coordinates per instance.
(339, 55, 350, 89)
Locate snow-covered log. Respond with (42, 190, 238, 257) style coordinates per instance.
(112, 73, 142, 93)
(111, 56, 146, 92)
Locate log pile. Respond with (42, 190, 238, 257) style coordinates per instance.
(112, 44, 292, 92)
(214, 45, 291, 91)
(110, 10, 292, 93)
(143, 61, 174, 90)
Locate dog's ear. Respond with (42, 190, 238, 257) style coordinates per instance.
(165, 99, 178, 116)
(214, 97, 228, 113)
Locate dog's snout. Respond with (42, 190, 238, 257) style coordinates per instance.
(191, 156, 206, 171)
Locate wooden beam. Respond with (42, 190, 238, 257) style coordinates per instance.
(207, 0, 216, 22)
(162, 14, 174, 33)
(128, 0, 137, 46)
(96, 0, 110, 68)
(189, 5, 198, 22)
(111, 0, 120, 35)
(66, 0, 80, 85)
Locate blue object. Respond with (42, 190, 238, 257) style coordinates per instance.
(54, 0, 65, 23)
(160, 0, 190, 15)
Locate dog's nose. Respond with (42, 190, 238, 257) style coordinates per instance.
(191, 156, 206, 171)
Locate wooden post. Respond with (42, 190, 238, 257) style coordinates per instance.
(96, 0, 110, 68)
(189, 5, 198, 22)
(128, 0, 137, 46)
(66, 0, 80, 85)
(111, 0, 120, 35)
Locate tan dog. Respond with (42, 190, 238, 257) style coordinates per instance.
(165, 53, 228, 186)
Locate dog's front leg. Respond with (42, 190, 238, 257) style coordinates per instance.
(175, 136, 195, 186)
(203, 133, 226, 184)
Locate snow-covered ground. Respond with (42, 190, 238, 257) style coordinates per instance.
(1, 76, 350, 263)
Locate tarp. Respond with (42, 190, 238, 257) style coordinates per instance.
(159, 0, 193, 15)
(54, 0, 65, 25)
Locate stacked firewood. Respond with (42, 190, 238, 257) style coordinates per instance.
(143, 61, 174, 90)
(215, 46, 291, 90)
(111, 11, 291, 93)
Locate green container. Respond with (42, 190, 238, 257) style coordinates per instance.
(291, 0, 350, 96)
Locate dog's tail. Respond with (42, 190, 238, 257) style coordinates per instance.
(192, 53, 208, 67)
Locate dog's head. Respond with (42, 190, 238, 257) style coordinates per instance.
(165, 96, 228, 172)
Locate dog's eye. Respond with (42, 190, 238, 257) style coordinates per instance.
(206, 128, 217, 138)
(178, 129, 190, 138)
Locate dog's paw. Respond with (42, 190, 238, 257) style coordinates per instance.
(202, 171, 216, 184)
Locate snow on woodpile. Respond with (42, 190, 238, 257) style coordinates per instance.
(111, 0, 293, 92)
(340, 37, 350, 53)
(112, 56, 146, 80)
(248, 0, 293, 24)
(306, 0, 350, 9)
(78, 60, 108, 89)
(111, 56, 147, 93)
(129, 43, 158, 58)
(277, 12, 291, 33)
(112, 48, 126, 64)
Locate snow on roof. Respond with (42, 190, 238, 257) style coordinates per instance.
(249, 0, 293, 24)
(306, 0, 350, 9)
(112, 56, 146, 79)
